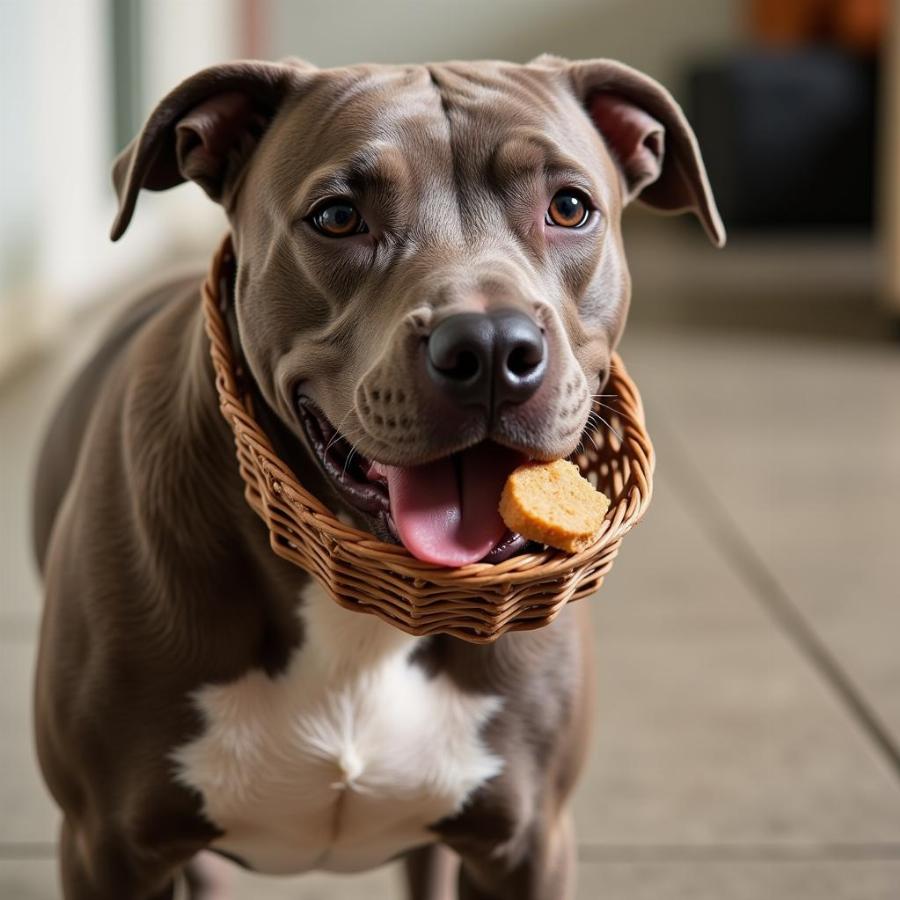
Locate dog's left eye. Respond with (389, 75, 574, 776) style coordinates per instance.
(309, 201, 368, 237)
(546, 190, 592, 228)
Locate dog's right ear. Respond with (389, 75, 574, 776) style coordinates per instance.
(110, 60, 308, 240)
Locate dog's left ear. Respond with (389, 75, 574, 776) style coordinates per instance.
(562, 58, 725, 247)
(110, 59, 312, 240)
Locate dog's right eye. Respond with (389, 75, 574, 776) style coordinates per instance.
(309, 201, 368, 238)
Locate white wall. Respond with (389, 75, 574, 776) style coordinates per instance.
(0, 0, 241, 378)
(0, 1, 38, 303)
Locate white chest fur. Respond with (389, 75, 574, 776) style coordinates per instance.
(172, 585, 503, 874)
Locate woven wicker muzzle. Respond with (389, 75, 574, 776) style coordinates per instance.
(202, 236, 654, 643)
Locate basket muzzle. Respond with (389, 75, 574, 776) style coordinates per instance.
(202, 235, 655, 643)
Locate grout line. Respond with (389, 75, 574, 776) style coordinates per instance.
(4, 841, 899, 866)
(648, 407, 900, 782)
(577, 841, 900, 864)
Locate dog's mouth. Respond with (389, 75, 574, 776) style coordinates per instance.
(296, 396, 532, 566)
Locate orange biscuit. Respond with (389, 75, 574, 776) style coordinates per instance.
(499, 459, 611, 553)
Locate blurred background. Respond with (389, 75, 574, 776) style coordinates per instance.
(1, 1, 899, 898)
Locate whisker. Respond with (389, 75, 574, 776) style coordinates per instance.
(594, 413, 624, 445)
(324, 408, 356, 455)
(579, 414, 601, 453)
(593, 400, 641, 428)
(342, 444, 359, 480)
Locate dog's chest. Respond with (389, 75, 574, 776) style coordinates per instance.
(173, 585, 503, 874)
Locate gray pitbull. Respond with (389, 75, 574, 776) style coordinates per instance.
(32, 55, 723, 900)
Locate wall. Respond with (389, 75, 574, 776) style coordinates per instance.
(267, 0, 740, 100)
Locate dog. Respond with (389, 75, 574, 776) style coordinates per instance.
(32, 55, 723, 900)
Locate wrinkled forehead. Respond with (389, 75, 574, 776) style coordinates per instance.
(268, 62, 613, 211)
(299, 65, 447, 156)
(425, 61, 605, 170)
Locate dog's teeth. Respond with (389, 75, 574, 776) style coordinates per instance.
(367, 461, 386, 481)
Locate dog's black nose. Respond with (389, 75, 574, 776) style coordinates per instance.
(426, 309, 547, 412)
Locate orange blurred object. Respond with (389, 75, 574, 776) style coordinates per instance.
(833, 0, 888, 52)
(751, 0, 887, 53)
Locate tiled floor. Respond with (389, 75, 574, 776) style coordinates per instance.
(1, 301, 899, 898)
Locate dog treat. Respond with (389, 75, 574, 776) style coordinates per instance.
(499, 459, 611, 553)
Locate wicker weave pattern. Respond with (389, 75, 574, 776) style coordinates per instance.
(202, 237, 655, 643)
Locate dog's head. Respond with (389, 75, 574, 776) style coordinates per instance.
(112, 57, 723, 566)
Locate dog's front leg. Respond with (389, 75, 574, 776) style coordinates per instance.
(455, 809, 576, 900)
(404, 843, 460, 900)
(59, 818, 196, 900)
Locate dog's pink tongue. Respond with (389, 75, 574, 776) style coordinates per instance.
(380, 444, 522, 567)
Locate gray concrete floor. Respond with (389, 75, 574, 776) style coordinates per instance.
(1, 295, 899, 899)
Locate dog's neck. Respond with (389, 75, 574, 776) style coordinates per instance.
(131, 253, 313, 631)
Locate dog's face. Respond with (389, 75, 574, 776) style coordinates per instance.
(112, 58, 722, 566)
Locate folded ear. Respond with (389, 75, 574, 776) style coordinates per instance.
(110, 60, 306, 241)
(566, 58, 725, 247)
